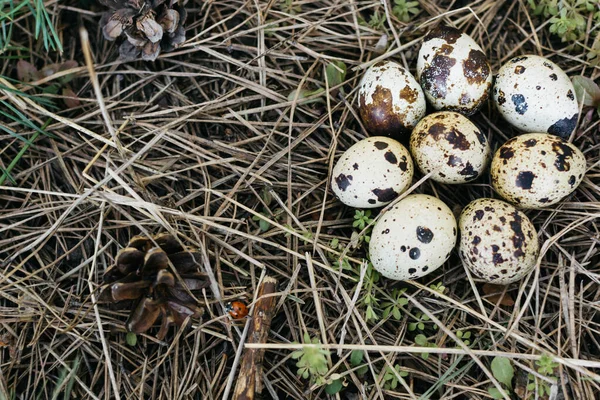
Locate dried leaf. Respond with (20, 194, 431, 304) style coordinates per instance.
(482, 283, 515, 306)
(16, 60, 38, 83)
(572, 75, 600, 107)
(62, 88, 81, 109)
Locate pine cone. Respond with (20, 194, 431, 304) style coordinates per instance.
(101, 233, 207, 339)
(99, 0, 187, 61)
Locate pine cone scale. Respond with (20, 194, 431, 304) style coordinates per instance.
(99, 0, 187, 61)
(127, 297, 161, 334)
(102, 233, 206, 338)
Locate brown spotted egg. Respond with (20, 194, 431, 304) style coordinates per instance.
(491, 133, 586, 209)
(493, 55, 579, 138)
(410, 111, 490, 183)
(369, 194, 457, 281)
(416, 25, 492, 115)
(358, 61, 426, 138)
(459, 198, 539, 285)
(331, 137, 413, 208)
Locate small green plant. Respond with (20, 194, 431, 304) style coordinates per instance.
(358, 8, 387, 30)
(325, 60, 347, 91)
(488, 356, 514, 399)
(252, 212, 271, 232)
(291, 332, 330, 385)
(301, 231, 314, 244)
(429, 281, 446, 295)
(528, 0, 599, 43)
(126, 332, 137, 346)
(362, 262, 381, 322)
(526, 374, 552, 398)
(280, 0, 301, 14)
(536, 354, 559, 375)
(350, 350, 368, 376)
(382, 364, 408, 390)
(392, 0, 420, 22)
(414, 334, 436, 360)
(408, 312, 436, 332)
(0, 0, 62, 54)
(455, 330, 471, 346)
(353, 209, 374, 230)
(381, 288, 408, 320)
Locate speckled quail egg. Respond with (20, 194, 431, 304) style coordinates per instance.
(459, 198, 539, 285)
(369, 194, 457, 280)
(410, 111, 490, 183)
(358, 61, 426, 138)
(331, 137, 413, 208)
(491, 133, 586, 209)
(416, 25, 492, 115)
(493, 55, 579, 138)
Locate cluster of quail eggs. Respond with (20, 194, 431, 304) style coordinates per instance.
(331, 24, 587, 286)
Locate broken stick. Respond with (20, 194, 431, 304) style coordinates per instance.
(232, 276, 278, 400)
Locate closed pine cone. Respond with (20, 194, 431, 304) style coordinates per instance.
(101, 233, 207, 339)
(99, 0, 187, 61)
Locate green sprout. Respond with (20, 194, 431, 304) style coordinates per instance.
(252, 212, 271, 232)
(382, 364, 408, 390)
(381, 288, 408, 320)
(526, 374, 552, 398)
(414, 334, 436, 360)
(291, 332, 330, 385)
(392, 0, 420, 23)
(455, 330, 471, 346)
(429, 281, 446, 295)
(353, 209, 374, 230)
(408, 312, 436, 332)
(528, 0, 600, 43)
(536, 354, 559, 376)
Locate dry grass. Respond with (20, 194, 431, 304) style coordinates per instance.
(1, 0, 600, 399)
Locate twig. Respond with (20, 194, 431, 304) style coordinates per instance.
(233, 276, 279, 400)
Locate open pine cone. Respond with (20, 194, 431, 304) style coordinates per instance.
(99, 0, 187, 61)
(101, 233, 207, 339)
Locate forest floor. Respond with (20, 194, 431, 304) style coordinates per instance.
(0, 0, 599, 399)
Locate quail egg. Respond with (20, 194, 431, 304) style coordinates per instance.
(459, 198, 539, 285)
(358, 61, 426, 138)
(493, 55, 579, 138)
(416, 24, 492, 115)
(410, 111, 490, 183)
(491, 133, 586, 209)
(369, 194, 457, 280)
(331, 137, 413, 208)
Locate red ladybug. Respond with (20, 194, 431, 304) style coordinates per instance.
(226, 301, 249, 319)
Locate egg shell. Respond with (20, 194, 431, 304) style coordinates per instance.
(358, 61, 426, 138)
(369, 194, 457, 280)
(491, 133, 586, 209)
(410, 111, 490, 183)
(493, 55, 579, 138)
(459, 198, 539, 285)
(416, 25, 492, 115)
(331, 137, 413, 208)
